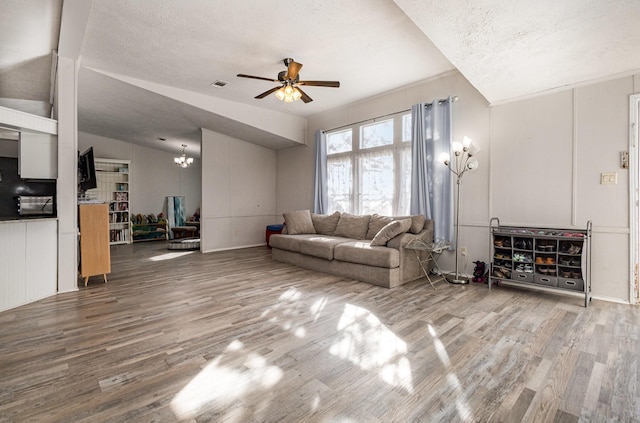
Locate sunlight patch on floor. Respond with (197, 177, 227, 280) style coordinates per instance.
(170, 340, 283, 421)
(428, 324, 474, 422)
(148, 251, 194, 261)
(260, 287, 327, 339)
(330, 304, 414, 393)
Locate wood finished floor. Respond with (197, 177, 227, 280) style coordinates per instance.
(1, 242, 639, 422)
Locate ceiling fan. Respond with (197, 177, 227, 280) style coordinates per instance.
(237, 58, 340, 103)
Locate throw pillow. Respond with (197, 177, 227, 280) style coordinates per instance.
(408, 215, 426, 234)
(365, 214, 426, 238)
(370, 217, 412, 246)
(366, 214, 395, 239)
(282, 210, 316, 235)
(311, 211, 341, 235)
(333, 213, 371, 239)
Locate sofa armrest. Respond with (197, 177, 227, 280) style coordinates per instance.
(386, 228, 433, 250)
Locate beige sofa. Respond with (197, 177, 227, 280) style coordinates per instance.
(270, 210, 434, 288)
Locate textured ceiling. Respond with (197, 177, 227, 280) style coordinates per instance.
(1, 0, 640, 153)
(395, 0, 640, 103)
(80, 0, 453, 116)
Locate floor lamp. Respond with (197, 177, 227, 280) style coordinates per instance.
(439, 136, 479, 284)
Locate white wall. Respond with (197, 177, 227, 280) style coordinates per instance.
(491, 77, 634, 302)
(276, 69, 638, 303)
(78, 132, 201, 218)
(201, 128, 277, 252)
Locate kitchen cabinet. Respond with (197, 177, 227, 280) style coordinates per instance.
(0, 219, 58, 312)
(25, 220, 58, 301)
(19, 132, 58, 179)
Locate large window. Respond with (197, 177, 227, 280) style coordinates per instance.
(326, 113, 412, 216)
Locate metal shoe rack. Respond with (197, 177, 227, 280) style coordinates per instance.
(489, 217, 592, 307)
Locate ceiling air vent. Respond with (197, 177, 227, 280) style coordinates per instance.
(210, 80, 228, 88)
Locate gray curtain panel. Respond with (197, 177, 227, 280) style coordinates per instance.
(313, 130, 328, 214)
(410, 98, 454, 244)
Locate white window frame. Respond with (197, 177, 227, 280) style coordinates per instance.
(326, 112, 411, 216)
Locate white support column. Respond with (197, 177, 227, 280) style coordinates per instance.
(55, 55, 79, 293)
(55, 0, 93, 293)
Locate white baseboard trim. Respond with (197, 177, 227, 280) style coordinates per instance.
(591, 294, 631, 305)
(202, 243, 266, 254)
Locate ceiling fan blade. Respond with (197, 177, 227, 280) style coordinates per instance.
(255, 86, 281, 99)
(285, 61, 303, 81)
(295, 87, 313, 103)
(297, 80, 340, 88)
(237, 74, 279, 83)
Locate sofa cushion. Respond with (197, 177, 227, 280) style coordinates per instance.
(283, 210, 316, 235)
(333, 213, 371, 239)
(269, 234, 315, 252)
(311, 212, 341, 235)
(370, 218, 412, 246)
(298, 236, 352, 260)
(334, 241, 400, 269)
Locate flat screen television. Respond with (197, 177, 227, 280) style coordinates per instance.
(78, 147, 97, 193)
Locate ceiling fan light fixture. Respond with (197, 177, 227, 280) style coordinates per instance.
(238, 58, 339, 104)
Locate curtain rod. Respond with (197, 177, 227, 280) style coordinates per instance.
(322, 96, 458, 134)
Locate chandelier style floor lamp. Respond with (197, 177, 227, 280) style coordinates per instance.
(439, 136, 479, 284)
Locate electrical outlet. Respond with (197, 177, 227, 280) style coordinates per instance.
(461, 246, 467, 256)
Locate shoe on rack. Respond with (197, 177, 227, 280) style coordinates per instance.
(546, 257, 555, 264)
(567, 244, 582, 255)
(572, 271, 582, 279)
(535, 256, 544, 264)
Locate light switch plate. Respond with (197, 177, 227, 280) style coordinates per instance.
(601, 172, 617, 184)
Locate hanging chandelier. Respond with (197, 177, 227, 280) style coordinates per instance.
(174, 144, 194, 168)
